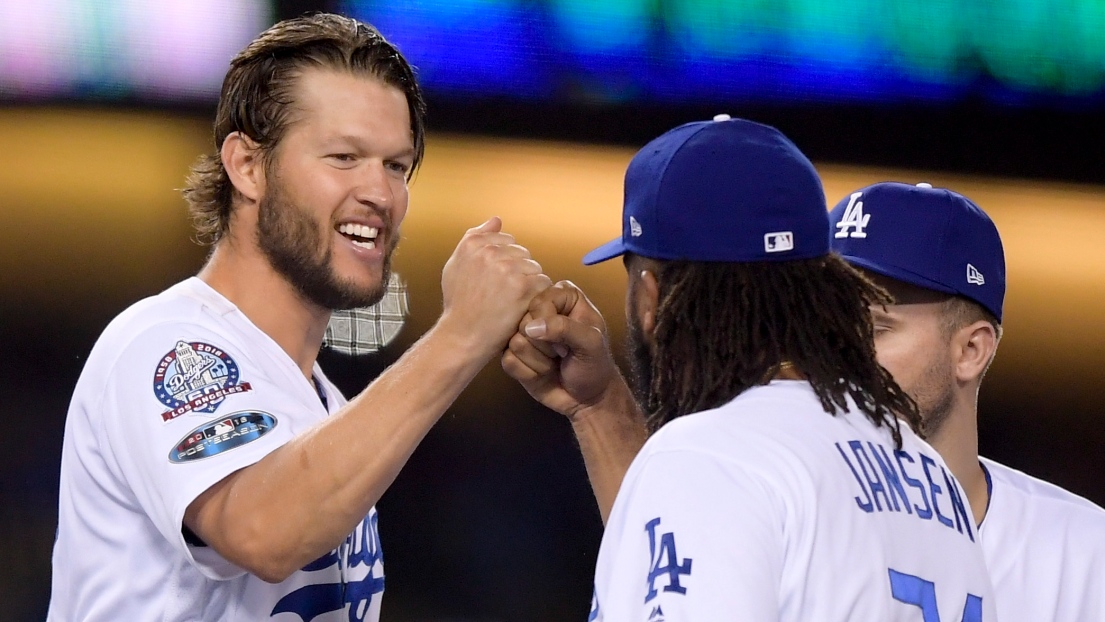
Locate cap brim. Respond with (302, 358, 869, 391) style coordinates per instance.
(582, 237, 627, 265)
(839, 254, 958, 296)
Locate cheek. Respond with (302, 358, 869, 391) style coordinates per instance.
(874, 333, 921, 389)
(391, 181, 410, 223)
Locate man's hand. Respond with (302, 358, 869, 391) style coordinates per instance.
(502, 280, 647, 523)
(502, 280, 628, 421)
(439, 217, 552, 362)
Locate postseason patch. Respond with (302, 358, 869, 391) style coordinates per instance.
(169, 411, 277, 463)
(154, 341, 253, 422)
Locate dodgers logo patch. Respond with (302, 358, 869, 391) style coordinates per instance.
(154, 341, 252, 422)
(169, 411, 277, 463)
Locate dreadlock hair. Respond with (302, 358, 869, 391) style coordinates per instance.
(641, 252, 922, 447)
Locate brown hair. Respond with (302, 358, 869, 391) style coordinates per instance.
(181, 13, 427, 245)
(642, 253, 922, 446)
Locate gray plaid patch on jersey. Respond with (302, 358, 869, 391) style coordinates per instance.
(323, 272, 409, 356)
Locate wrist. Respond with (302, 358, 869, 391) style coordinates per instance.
(570, 377, 644, 431)
(415, 313, 499, 377)
(423, 313, 498, 371)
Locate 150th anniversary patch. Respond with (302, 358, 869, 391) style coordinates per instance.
(154, 341, 253, 422)
(169, 411, 277, 463)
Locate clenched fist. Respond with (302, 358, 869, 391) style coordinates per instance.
(438, 217, 553, 363)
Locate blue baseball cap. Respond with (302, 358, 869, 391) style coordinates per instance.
(829, 182, 1006, 322)
(582, 115, 829, 265)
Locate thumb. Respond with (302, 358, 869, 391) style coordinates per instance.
(472, 216, 502, 234)
(523, 316, 602, 360)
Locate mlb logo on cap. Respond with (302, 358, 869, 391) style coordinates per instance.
(583, 115, 830, 265)
(829, 182, 1006, 321)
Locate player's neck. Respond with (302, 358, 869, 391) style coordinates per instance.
(199, 239, 329, 381)
(772, 361, 805, 381)
(925, 393, 988, 526)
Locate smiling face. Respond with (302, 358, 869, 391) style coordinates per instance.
(256, 68, 414, 310)
(867, 273, 959, 435)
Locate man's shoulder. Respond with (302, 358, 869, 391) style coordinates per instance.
(650, 381, 889, 450)
(97, 278, 234, 348)
(983, 457, 1105, 533)
(82, 278, 252, 386)
(640, 382, 858, 476)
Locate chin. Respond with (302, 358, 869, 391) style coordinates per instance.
(333, 276, 389, 309)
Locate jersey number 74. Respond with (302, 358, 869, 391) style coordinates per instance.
(889, 568, 983, 622)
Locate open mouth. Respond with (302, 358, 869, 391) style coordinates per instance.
(337, 223, 379, 250)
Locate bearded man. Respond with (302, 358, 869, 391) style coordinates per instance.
(48, 14, 550, 622)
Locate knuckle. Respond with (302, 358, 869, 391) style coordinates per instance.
(507, 332, 528, 353)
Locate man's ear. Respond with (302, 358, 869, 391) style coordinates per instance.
(954, 320, 998, 384)
(634, 268, 660, 341)
(220, 132, 265, 204)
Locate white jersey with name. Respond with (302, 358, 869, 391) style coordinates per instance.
(48, 278, 384, 622)
(979, 457, 1105, 621)
(590, 381, 997, 621)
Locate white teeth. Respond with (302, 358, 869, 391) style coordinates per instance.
(351, 240, 375, 250)
(338, 223, 380, 240)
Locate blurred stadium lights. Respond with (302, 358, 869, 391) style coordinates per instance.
(0, 0, 273, 102)
(347, 0, 1105, 105)
(3, 0, 1101, 107)
(0, 0, 1100, 181)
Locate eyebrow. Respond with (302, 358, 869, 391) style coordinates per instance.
(387, 147, 417, 160)
(870, 306, 897, 321)
(320, 136, 415, 159)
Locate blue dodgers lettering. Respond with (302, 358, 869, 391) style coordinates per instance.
(850, 441, 891, 512)
(871, 444, 910, 514)
(271, 512, 384, 621)
(894, 450, 932, 519)
(836, 440, 973, 541)
(942, 467, 976, 541)
(835, 443, 875, 512)
(920, 454, 955, 529)
(644, 517, 693, 603)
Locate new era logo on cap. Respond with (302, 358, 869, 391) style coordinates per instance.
(630, 216, 643, 238)
(967, 264, 985, 285)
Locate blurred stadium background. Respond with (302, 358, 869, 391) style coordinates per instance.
(1, 0, 1102, 620)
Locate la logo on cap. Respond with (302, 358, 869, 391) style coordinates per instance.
(835, 192, 870, 239)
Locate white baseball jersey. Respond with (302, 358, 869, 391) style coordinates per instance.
(978, 456, 1105, 621)
(48, 277, 384, 622)
(590, 380, 997, 621)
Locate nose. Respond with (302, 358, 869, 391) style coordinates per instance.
(353, 160, 394, 211)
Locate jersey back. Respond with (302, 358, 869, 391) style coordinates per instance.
(591, 381, 997, 621)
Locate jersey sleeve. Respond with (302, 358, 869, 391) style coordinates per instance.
(592, 448, 784, 621)
(94, 321, 322, 580)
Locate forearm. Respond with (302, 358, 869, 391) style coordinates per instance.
(189, 319, 489, 580)
(570, 382, 648, 524)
